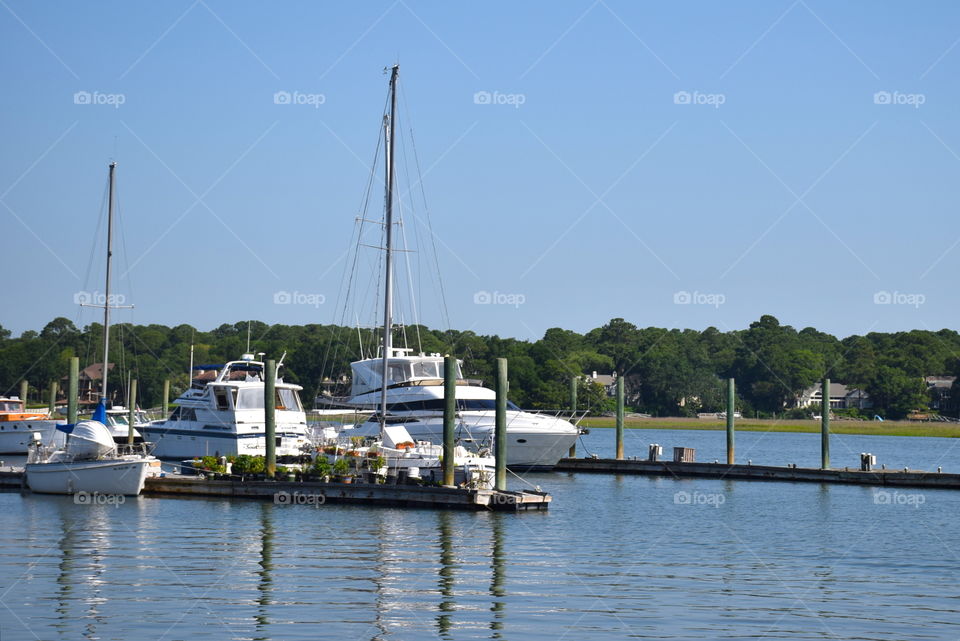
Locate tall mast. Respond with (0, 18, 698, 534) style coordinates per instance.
(379, 64, 399, 425)
(101, 161, 116, 404)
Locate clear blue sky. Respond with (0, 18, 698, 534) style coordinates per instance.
(3, 1, 959, 342)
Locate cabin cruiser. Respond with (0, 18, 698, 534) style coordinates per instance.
(140, 354, 313, 460)
(0, 396, 65, 454)
(326, 348, 579, 469)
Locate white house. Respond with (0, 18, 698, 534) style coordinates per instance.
(798, 382, 872, 410)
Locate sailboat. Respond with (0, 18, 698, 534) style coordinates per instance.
(319, 66, 495, 488)
(323, 67, 579, 469)
(26, 162, 159, 496)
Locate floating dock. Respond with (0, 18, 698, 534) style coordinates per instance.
(555, 457, 960, 489)
(0, 469, 550, 511)
(143, 476, 550, 511)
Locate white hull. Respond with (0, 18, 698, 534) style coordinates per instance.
(0, 420, 66, 454)
(141, 423, 311, 460)
(340, 413, 576, 468)
(25, 457, 151, 495)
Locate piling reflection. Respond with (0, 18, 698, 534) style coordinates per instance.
(436, 511, 456, 637)
(53, 497, 112, 640)
(254, 502, 274, 640)
(489, 513, 506, 638)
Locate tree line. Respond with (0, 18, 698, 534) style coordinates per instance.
(1, 315, 955, 420)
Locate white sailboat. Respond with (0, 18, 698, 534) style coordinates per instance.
(319, 67, 578, 469)
(319, 66, 495, 488)
(25, 162, 159, 496)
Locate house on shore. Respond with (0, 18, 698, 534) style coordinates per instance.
(798, 382, 872, 410)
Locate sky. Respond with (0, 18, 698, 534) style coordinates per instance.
(2, 1, 959, 344)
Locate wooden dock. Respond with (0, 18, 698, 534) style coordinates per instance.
(554, 457, 960, 490)
(0, 470, 550, 511)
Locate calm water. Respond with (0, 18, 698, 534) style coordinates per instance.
(2, 429, 959, 640)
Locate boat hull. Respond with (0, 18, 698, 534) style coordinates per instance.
(0, 419, 66, 454)
(340, 415, 577, 469)
(141, 423, 311, 460)
(25, 458, 151, 495)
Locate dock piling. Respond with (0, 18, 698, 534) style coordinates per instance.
(615, 376, 624, 460)
(162, 379, 169, 418)
(48, 380, 58, 415)
(495, 358, 508, 491)
(265, 359, 276, 478)
(821, 377, 830, 470)
(443, 355, 456, 486)
(568, 376, 577, 457)
(726, 378, 735, 464)
(127, 379, 137, 445)
(19, 380, 28, 407)
(68, 357, 78, 425)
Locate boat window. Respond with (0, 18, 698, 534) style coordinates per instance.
(214, 388, 231, 411)
(412, 361, 440, 378)
(0, 401, 21, 412)
(168, 406, 182, 421)
(109, 414, 129, 427)
(437, 361, 463, 380)
(276, 388, 302, 412)
(236, 388, 265, 410)
(387, 398, 521, 412)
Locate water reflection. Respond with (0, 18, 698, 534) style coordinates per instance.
(53, 498, 111, 640)
(489, 514, 506, 638)
(436, 511, 456, 638)
(254, 502, 274, 640)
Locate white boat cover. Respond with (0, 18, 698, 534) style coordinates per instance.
(66, 420, 116, 460)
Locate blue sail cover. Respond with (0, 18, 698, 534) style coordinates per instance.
(57, 398, 108, 434)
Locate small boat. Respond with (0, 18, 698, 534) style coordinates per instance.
(103, 406, 146, 444)
(0, 396, 65, 454)
(140, 354, 313, 460)
(25, 412, 158, 496)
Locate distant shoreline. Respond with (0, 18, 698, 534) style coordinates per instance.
(579, 417, 960, 438)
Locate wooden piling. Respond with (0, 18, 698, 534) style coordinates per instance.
(443, 355, 456, 486)
(568, 376, 577, 457)
(265, 359, 276, 478)
(726, 378, 735, 465)
(19, 380, 28, 408)
(48, 381, 58, 415)
(162, 379, 169, 418)
(495, 358, 508, 491)
(127, 379, 137, 444)
(68, 357, 79, 425)
(615, 376, 624, 460)
(821, 377, 830, 470)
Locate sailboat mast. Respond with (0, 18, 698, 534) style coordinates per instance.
(379, 64, 399, 423)
(101, 161, 116, 404)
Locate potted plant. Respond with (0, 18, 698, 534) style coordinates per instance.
(332, 458, 351, 483)
(310, 458, 332, 482)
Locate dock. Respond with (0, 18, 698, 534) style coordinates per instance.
(142, 476, 550, 511)
(0, 469, 550, 511)
(555, 457, 960, 489)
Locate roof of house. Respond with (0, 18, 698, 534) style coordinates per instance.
(803, 382, 867, 399)
(925, 375, 956, 389)
(61, 363, 115, 381)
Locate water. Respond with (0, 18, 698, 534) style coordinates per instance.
(1, 429, 959, 640)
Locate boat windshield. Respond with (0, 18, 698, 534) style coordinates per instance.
(0, 401, 22, 412)
(236, 388, 264, 410)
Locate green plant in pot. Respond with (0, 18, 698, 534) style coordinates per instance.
(332, 457, 351, 482)
(311, 457, 332, 481)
